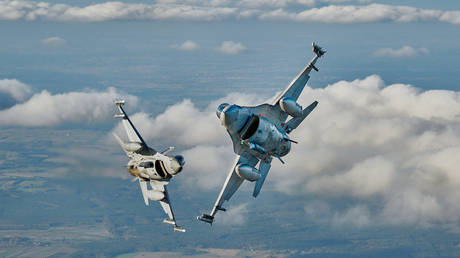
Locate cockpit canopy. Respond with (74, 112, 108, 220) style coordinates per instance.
(216, 103, 229, 119)
(139, 161, 154, 168)
(174, 155, 185, 166)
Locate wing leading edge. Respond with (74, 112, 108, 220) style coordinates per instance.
(272, 43, 325, 106)
(197, 154, 260, 224)
(248, 43, 323, 127)
(139, 179, 185, 232)
(113, 100, 156, 155)
(114, 100, 147, 145)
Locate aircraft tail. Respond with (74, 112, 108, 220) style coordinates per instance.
(285, 101, 318, 134)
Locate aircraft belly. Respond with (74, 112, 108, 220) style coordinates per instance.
(246, 117, 291, 157)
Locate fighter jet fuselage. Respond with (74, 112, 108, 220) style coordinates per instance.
(126, 154, 185, 181)
(198, 43, 325, 225)
(217, 104, 291, 163)
(113, 100, 186, 232)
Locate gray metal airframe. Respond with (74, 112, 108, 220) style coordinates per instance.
(198, 43, 325, 224)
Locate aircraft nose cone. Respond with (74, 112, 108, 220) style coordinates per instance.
(219, 105, 249, 133)
(220, 105, 238, 128)
(216, 103, 229, 119)
(170, 155, 185, 174)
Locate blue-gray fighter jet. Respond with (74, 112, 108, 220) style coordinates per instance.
(198, 43, 325, 224)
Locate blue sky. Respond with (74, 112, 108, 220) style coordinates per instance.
(1, 0, 460, 257)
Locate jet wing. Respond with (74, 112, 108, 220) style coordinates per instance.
(255, 43, 324, 124)
(272, 43, 325, 106)
(114, 100, 147, 147)
(197, 154, 258, 224)
(149, 180, 185, 232)
(138, 179, 185, 232)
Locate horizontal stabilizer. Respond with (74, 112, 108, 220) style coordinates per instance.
(285, 101, 318, 133)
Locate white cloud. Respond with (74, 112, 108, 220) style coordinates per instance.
(322, 0, 371, 3)
(156, 0, 231, 7)
(217, 203, 249, 225)
(259, 4, 450, 24)
(117, 74, 460, 226)
(2, 1, 458, 25)
(0, 79, 32, 102)
(112, 93, 263, 147)
(237, 0, 315, 8)
(175, 40, 198, 51)
(306, 156, 395, 197)
(181, 145, 235, 190)
(332, 205, 371, 227)
(41, 36, 66, 47)
(45, 147, 128, 179)
(373, 46, 429, 58)
(217, 41, 246, 55)
(440, 11, 460, 25)
(0, 86, 137, 127)
(297, 0, 316, 7)
(0, 0, 238, 22)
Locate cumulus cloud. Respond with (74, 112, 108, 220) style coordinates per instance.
(174, 40, 198, 51)
(156, 0, 231, 7)
(217, 41, 246, 55)
(0, 86, 137, 127)
(237, 0, 316, 8)
(41, 36, 66, 47)
(0, 79, 32, 102)
(0, 0, 238, 22)
(45, 147, 128, 178)
(259, 4, 458, 24)
(114, 74, 460, 227)
(111, 92, 262, 147)
(217, 203, 249, 225)
(373, 46, 429, 58)
(2, 1, 458, 25)
(322, 0, 371, 3)
(332, 205, 371, 227)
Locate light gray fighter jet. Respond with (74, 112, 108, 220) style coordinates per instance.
(198, 43, 325, 224)
(113, 100, 186, 232)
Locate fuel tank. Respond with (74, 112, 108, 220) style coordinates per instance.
(279, 97, 302, 117)
(235, 164, 261, 181)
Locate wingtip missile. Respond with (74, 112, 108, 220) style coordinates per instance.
(115, 99, 125, 106)
(163, 219, 186, 232)
(197, 214, 214, 225)
(312, 42, 326, 57)
(163, 218, 176, 225)
(174, 226, 186, 233)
